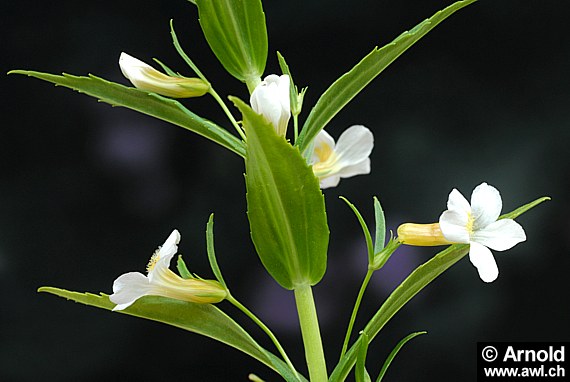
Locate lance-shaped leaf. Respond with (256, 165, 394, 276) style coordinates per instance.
(232, 97, 329, 290)
(376, 331, 426, 382)
(39, 287, 305, 382)
(296, 0, 477, 153)
(196, 0, 267, 87)
(9, 71, 245, 157)
(329, 197, 549, 382)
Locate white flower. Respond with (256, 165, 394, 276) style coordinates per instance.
(311, 125, 374, 188)
(119, 52, 209, 98)
(439, 182, 526, 282)
(250, 74, 291, 136)
(109, 229, 226, 311)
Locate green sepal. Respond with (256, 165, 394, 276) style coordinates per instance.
(356, 332, 372, 382)
(277, 51, 306, 117)
(153, 58, 179, 77)
(340, 196, 374, 264)
(9, 70, 245, 157)
(38, 287, 303, 381)
(232, 96, 329, 289)
(370, 236, 401, 271)
(375, 331, 426, 382)
(373, 197, 386, 253)
(206, 214, 228, 288)
(177, 255, 193, 279)
(330, 196, 549, 381)
(196, 0, 267, 88)
(296, 0, 477, 153)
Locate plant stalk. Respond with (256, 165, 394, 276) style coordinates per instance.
(294, 284, 328, 381)
(226, 293, 299, 379)
(339, 268, 374, 359)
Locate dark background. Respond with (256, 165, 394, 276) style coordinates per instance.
(2, 0, 568, 381)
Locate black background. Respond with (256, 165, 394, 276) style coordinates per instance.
(2, 0, 569, 381)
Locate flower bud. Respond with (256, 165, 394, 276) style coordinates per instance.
(397, 222, 453, 246)
(119, 52, 209, 98)
(250, 74, 291, 136)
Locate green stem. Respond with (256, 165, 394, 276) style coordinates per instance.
(170, 20, 246, 141)
(340, 269, 374, 360)
(208, 88, 247, 141)
(294, 285, 328, 382)
(293, 114, 299, 143)
(246, 76, 261, 94)
(226, 293, 299, 379)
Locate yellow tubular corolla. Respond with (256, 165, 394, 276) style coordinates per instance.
(397, 222, 454, 246)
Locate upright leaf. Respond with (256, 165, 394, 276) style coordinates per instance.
(38, 287, 304, 381)
(375, 331, 426, 382)
(196, 0, 268, 87)
(206, 214, 227, 288)
(356, 332, 372, 382)
(340, 196, 374, 263)
(232, 97, 329, 290)
(297, 0, 477, 153)
(10, 71, 246, 157)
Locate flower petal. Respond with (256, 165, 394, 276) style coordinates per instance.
(470, 182, 502, 229)
(439, 210, 470, 243)
(156, 229, 181, 268)
(312, 129, 336, 164)
(119, 53, 208, 98)
(270, 74, 291, 115)
(447, 188, 471, 214)
(334, 125, 374, 167)
(250, 74, 290, 136)
(319, 175, 341, 189)
(472, 219, 526, 251)
(119, 52, 153, 80)
(110, 271, 152, 311)
(251, 85, 283, 127)
(335, 158, 370, 178)
(469, 241, 499, 283)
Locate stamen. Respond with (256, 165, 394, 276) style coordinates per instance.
(466, 213, 475, 236)
(146, 247, 161, 273)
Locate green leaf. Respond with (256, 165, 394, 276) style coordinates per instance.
(340, 196, 374, 264)
(232, 97, 329, 290)
(356, 332, 372, 382)
(9, 70, 246, 157)
(196, 0, 268, 88)
(38, 287, 304, 382)
(500, 196, 550, 220)
(206, 214, 227, 288)
(330, 196, 549, 382)
(296, 0, 477, 153)
(373, 197, 386, 253)
(375, 331, 426, 382)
